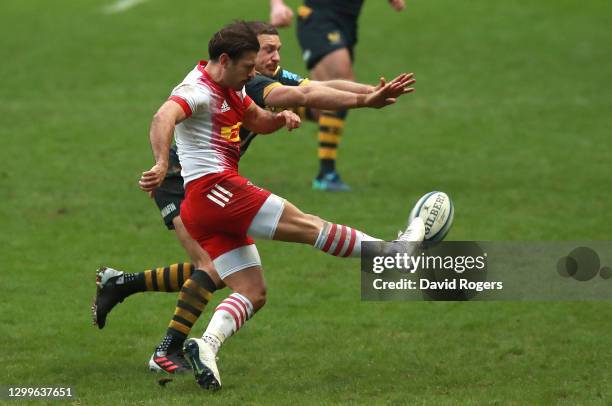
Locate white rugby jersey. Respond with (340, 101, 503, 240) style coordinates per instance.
(169, 61, 253, 185)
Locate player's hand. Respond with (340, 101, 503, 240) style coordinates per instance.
(372, 77, 386, 92)
(270, 2, 294, 27)
(278, 110, 301, 131)
(389, 0, 406, 11)
(139, 162, 168, 192)
(388, 73, 416, 96)
(363, 73, 415, 108)
(364, 77, 384, 94)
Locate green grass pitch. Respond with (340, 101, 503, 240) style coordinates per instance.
(1, 0, 611, 403)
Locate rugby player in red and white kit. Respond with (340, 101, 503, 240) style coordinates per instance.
(139, 21, 425, 390)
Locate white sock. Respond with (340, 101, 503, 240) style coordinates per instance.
(314, 222, 381, 258)
(202, 292, 254, 355)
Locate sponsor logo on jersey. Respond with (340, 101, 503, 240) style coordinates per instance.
(161, 203, 177, 218)
(281, 70, 302, 82)
(220, 122, 242, 143)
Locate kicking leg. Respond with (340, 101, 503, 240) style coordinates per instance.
(247, 194, 425, 257)
(272, 199, 382, 257)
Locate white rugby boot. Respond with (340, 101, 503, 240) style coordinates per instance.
(183, 338, 222, 390)
(396, 217, 425, 244)
(388, 217, 426, 263)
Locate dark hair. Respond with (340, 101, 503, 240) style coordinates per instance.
(246, 21, 279, 37)
(208, 20, 260, 61)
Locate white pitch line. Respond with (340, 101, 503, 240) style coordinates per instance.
(103, 0, 149, 14)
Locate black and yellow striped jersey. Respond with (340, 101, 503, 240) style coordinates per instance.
(245, 67, 309, 109)
(239, 67, 310, 154)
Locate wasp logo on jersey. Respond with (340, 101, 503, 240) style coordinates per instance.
(220, 122, 243, 143)
(327, 31, 342, 44)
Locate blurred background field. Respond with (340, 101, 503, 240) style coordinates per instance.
(1, 0, 611, 403)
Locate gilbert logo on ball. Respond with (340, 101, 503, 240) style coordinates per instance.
(409, 191, 454, 242)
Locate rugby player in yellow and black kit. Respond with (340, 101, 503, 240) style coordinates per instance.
(294, 0, 406, 191)
(93, 20, 415, 375)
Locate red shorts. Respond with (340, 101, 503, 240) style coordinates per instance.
(180, 171, 271, 260)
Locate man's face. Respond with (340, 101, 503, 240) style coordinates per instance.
(255, 34, 282, 77)
(223, 51, 257, 90)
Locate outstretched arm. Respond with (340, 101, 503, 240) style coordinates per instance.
(265, 73, 416, 110)
(308, 70, 415, 95)
(243, 102, 301, 134)
(139, 100, 187, 192)
(308, 79, 376, 95)
(266, 85, 367, 110)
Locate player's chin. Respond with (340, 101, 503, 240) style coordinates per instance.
(266, 64, 278, 75)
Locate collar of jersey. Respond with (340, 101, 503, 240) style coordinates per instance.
(197, 60, 225, 92)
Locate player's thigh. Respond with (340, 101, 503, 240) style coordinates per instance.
(152, 176, 184, 230)
(173, 217, 225, 289)
(244, 193, 322, 244)
(310, 48, 355, 81)
(173, 217, 212, 268)
(297, 8, 355, 75)
(271, 200, 325, 245)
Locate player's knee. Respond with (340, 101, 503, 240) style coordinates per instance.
(203, 268, 225, 290)
(192, 251, 224, 287)
(194, 255, 214, 274)
(292, 213, 325, 244)
(243, 286, 267, 312)
(252, 292, 267, 312)
(303, 213, 325, 233)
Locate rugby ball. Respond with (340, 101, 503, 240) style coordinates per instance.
(409, 191, 454, 242)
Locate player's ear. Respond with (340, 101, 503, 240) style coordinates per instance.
(219, 53, 230, 67)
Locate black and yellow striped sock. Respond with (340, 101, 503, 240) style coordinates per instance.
(141, 263, 194, 292)
(317, 110, 347, 178)
(166, 269, 217, 342)
(116, 263, 194, 298)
